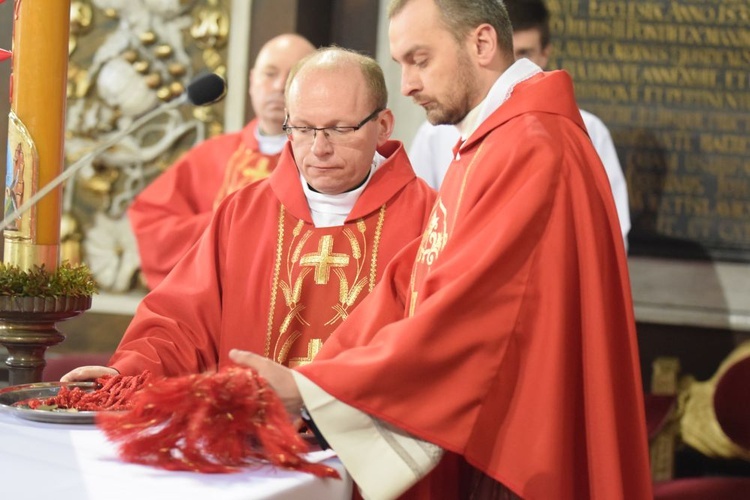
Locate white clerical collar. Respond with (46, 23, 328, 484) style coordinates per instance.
(302, 151, 386, 228)
(457, 58, 542, 143)
(255, 127, 287, 155)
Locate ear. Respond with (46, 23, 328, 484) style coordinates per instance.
(539, 43, 552, 69)
(376, 108, 395, 146)
(472, 24, 498, 67)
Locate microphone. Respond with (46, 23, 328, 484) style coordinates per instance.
(187, 72, 227, 106)
(0, 73, 227, 232)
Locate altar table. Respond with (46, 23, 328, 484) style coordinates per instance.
(0, 411, 352, 500)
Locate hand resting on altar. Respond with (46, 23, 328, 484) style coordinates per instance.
(60, 365, 119, 382)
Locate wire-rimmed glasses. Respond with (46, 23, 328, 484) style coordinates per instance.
(282, 108, 383, 144)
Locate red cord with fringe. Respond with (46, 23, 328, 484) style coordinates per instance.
(96, 367, 340, 479)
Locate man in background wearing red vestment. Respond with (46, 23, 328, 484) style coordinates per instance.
(128, 33, 315, 290)
(233, 0, 653, 499)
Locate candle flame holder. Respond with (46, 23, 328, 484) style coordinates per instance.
(0, 296, 91, 385)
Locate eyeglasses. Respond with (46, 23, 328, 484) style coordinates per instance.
(282, 108, 383, 144)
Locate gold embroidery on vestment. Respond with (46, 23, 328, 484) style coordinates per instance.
(291, 230, 312, 263)
(214, 145, 274, 208)
(265, 205, 287, 358)
(416, 200, 448, 266)
(453, 140, 486, 234)
(407, 142, 487, 314)
(325, 205, 386, 325)
(276, 330, 302, 364)
(368, 205, 386, 293)
(279, 267, 311, 307)
(409, 290, 418, 318)
(289, 338, 324, 367)
(268, 206, 387, 365)
(300, 235, 350, 284)
(241, 156, 271, 183)
(343, 228, 362, 259)
(276, 220, 310, 359)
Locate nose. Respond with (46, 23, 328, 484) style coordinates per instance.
(272, 72, 288, 91)
(400, 66, 420, 97)
(310, 129, 333, 156)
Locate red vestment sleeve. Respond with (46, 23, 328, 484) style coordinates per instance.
(113, 187, 238, 377)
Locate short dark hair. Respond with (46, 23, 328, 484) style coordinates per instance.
(504, 0, 551, 48)
(389, 0, 514, 59)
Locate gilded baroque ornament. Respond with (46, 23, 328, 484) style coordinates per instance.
(63, 0, 230, 292)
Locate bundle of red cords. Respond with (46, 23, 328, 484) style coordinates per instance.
(25, 372, 150, 411)
(96, 367, 339, 479)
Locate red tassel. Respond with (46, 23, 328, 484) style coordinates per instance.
(96, 367, 340, 479)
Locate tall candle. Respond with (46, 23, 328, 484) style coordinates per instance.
(5, 0, 71, 269)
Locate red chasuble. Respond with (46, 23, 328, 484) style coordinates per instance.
(128, 119, 281, 290)
(110, 140, 436, 377)
(297, 72, 653, 499)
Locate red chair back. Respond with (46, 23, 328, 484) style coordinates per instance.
(713, 356, 750, 451)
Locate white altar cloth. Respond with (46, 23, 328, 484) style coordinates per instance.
(0, 411, 351, 500)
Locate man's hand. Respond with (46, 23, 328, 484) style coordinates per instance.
(60, 366, 119, 382)
(229, 349, 303, 416)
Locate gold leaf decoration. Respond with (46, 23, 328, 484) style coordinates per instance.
(276, 330, 302, 364)
(346, 277, 369, 306)
(344, 228, 361, 259)
(279, 304, 305, 335)
(291, 231, 312, 263)
(333, 267, 349, 303)
(279, 280, 293, 307)
(292, 220, 304, 237)
(292, 267, 312, 304)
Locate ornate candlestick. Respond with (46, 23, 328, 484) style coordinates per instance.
(0, 295, 91, 385)
(0, 1, 94, 385)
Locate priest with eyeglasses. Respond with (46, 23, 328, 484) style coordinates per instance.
(62, 47, 435, 382)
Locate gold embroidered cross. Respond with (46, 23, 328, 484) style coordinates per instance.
(300, 235, 350, 284)
(241, 156, 271, 183)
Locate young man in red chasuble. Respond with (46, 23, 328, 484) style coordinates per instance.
(62, 48, 435, 384)
(233, 0, 653, 499)
(128, 34, 315, 290)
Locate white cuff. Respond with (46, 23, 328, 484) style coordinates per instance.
(292, 371, 442, 500)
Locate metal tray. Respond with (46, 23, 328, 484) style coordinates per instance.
(0, 381, 98, 424)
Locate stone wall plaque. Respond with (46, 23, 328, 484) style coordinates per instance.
(548, 0, 750, 261)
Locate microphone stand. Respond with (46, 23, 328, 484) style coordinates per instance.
(0, 94, 188, 232)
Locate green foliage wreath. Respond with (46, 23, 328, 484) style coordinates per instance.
(0, 262, 98, 297)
